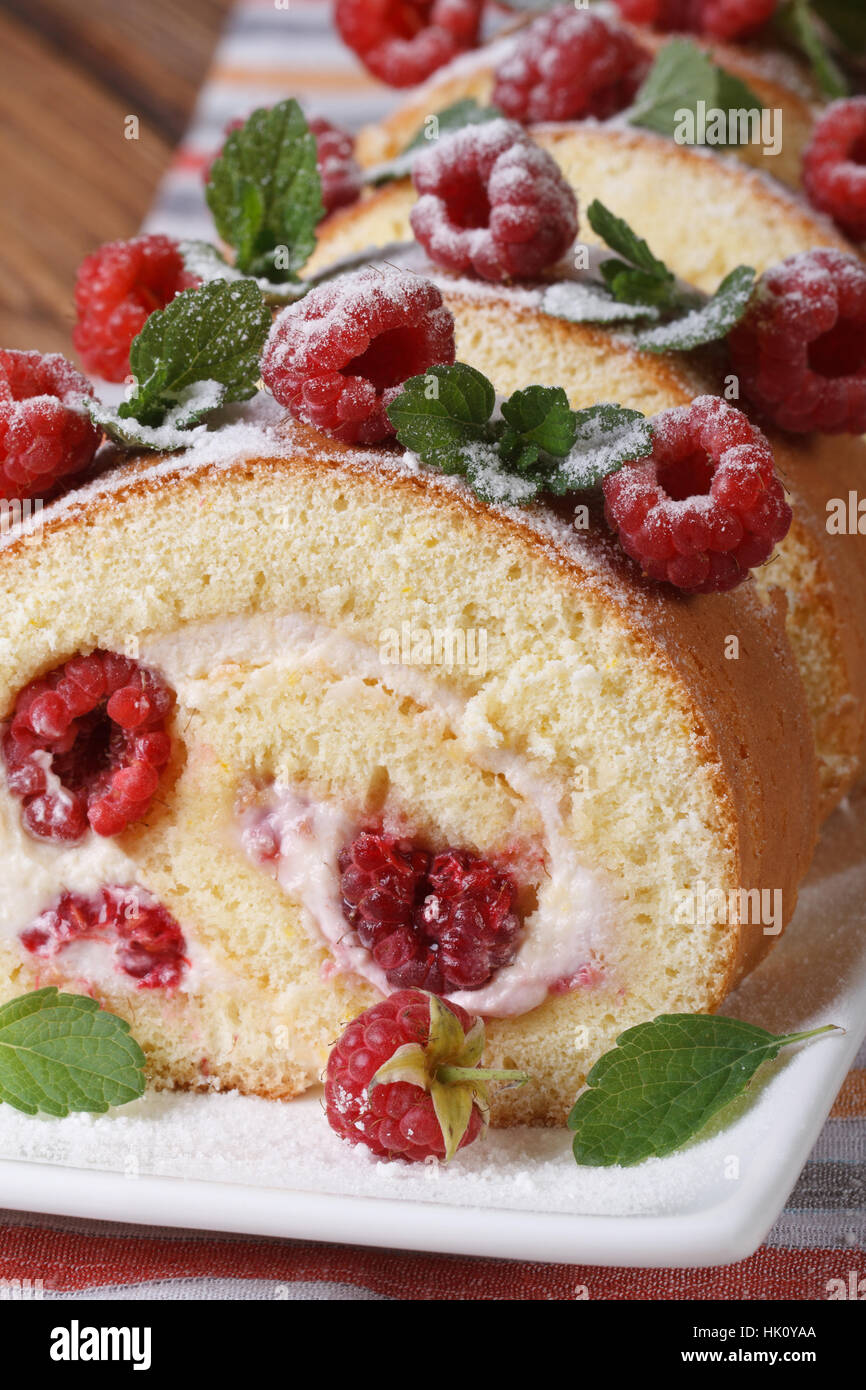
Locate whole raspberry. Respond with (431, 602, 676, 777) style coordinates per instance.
(204, 114, 362, 217)
(324, 989, 527, 1162)
(728, 249, 866, 434)
(493, 8, 652, 125)
(334, 0, 483, 88)
(308, 116, 364, 215)
(3, 650, 174, 844)
(803, 99, 866, 244)
(410, 120, 579, 282)
(339, 831, 522, 993)
(73, 234, 198, 382)
(261, 268, 456, 445)
(613, 0, 777, 41)
(0, 351, 100, 503)
(602, 396, 791, 593)
(21, 885, 187, 990)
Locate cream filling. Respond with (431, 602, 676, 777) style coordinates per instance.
(0, 776, 228, 998)
(141, 612, 620, 1017)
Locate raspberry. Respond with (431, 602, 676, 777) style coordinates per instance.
(339, 831, 522, 993)
(602, 396, 791, 593)
(612, 0, 777, 41)
(205, 114, 362, 217)
(73, 234, 198, 383)
(325, 989, 515, 1162)
(410, 120, 579, 282)
(493, 8, 652, 125)
(308, 116, 363, 216)
(0, 351, 100, 503)
(803, 99, 866, 244)
(334, 0, 483, 88)
(261, 268, 456, 444)
(2, 651, 174, 844)
(20, 885, 187, 990)
(728, 249, 866, 434)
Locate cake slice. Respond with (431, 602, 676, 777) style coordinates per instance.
(0, 411, 817, 1124)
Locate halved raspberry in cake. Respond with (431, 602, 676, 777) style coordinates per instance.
(2, 651, 174, 843)
(21, 885, 187, 990)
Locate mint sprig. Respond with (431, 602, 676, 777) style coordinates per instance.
(0, 988, 146, 1117)
(628, 39, 764, 144)
(634, 265, 756, 353)
(387, 363, 651, 506)
(92, 279, 271, 449)
(206, 98, 323, 281)
(542, 200, 755, 353)
(366, 99, 505, 186)
(776, 0, 851, 96)
(568, 1014, 841, 1168)
(588, 200, 684, 312)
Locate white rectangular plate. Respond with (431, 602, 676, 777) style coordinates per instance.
(1, 792, 865, 1268)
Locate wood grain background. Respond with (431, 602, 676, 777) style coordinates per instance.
(0, 0, 231, 356)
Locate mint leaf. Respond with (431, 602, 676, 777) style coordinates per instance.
(588, 200, 681, 310)
(462, 441, 546, 506)
(0, 988, 146, 1117)
(567, 1014, 841, 1167)
(366, 99, 505, 186)
(500, 386, 576, 461)
(776, 0, 848, 97)
(635, 265, 756, 352)
(541, 280, 661, 327)
(548, 405, 653, 493)
(629, 39, 764, 145)
(114, 279, 270, 434)
(387, 363, 495, 471)
(206, 99, 323, 280)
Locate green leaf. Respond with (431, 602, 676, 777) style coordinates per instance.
(635, 265, 756, 352)
(776, 0, 849, 97)
(629, 38, 764, 144)
(588, 200, 681, 310)
(500, 385, 576, 460)
(205, 98, 323, 280)
(567, 1014, 841, 1167)
(0, 988, 146, 1117)
(115, 278, 271, 433)
(548, 405, 653, 494)
(365, 99, 505, 186)
(541, 279, 661, 327)
(387, 362, 495, 471)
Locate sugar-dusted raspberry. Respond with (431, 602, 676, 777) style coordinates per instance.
(324, 990, 486, 1161)
(3, 650, 174, 844)
(603, 396, 791, 593)
(0, 350, 100, 503)
(803, 99, 866, 244)
(339, 830, 522, 993)
(493, 7, 651, 125)
(21, 885, 187, 990)
(308, 116, 363, 216)
(73, 234, 198, 383)
(261, 268, 456, 445)
(204, 113, 362, 217)
(410, 120, 578, 282)
(334, 0, 483, 88)
(728, 249, 866, 434)
(613, 0, 777, 41)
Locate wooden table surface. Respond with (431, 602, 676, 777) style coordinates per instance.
(0, 0, 232, 357)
